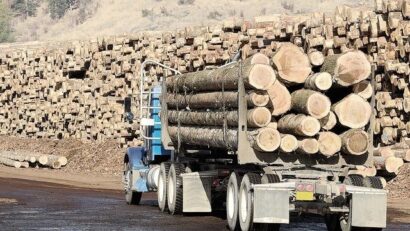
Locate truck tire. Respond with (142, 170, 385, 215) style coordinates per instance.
(363, 177, 384, 189)
(167, 163, 185, 215)
(343, 174, 365, 187)
(239, 173, 261, 231)
(261, 173, 280, 184)
(158, 162, 171, 212)
(227, 172, 242, 231)
(124, 162, 142, 205)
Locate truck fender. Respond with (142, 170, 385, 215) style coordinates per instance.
(124, 147, 147, 170)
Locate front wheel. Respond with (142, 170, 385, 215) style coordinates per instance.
(124, 162, 142, 205)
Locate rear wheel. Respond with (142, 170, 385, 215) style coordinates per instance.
(227, 172, 242, 231)
(124, 162, 142, 205)
(363, 176, 384, 189)
(239, 173, 260, 231)
(158, 162, 171, 212)
(167, 163, 185, 215)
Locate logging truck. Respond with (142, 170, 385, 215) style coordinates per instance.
(123, 50, 388, 231)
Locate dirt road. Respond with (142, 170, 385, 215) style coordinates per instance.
(0, 176, 409, 231)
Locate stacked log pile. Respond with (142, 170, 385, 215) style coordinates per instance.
(0, 0, 408, 175)
(165, 51, 375, 169)
(0, 151, 67, 169)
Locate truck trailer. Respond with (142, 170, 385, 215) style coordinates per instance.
(122, 52, 387, 231)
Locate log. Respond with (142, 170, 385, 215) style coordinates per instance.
(291, 89, 331, 119)
(166, 56, 276, 92)
(0, 157, 21, 168)
(318, 132, 342, 157)
(166, 91, 269, 109)
(167, 107, 271, 128)
(352, 80, 373, 99)
(272, 43, 311, 85)
(279, 134, 298, 153)
(304, 72, 333, 91)
(32, 153, 48, 165)
(374, 156, 404, 173)
(45, 157, 62, 169)
(349, 166, 377, 177)
(332, 94, 372, 128)
(320, 50, 371, 87)
(278, 114, 320, 137)
(308, 50, 325, 66)
(319, 111, 337, 131)
(374, 146, 410, 162)
(340, 129, 369, 155)
(297, 138, 319, 154)
(168, 126, 281, 152)
(266, 80, 292, 116)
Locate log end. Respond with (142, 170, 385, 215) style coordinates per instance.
(298, 138, 319, 155)
(249, 107, 272, 128)
(342, 129, 369, 155)
(336, 50, 371, 87)
(318, 132, 342, 157)
(272, 43, 311, 85)
(280, 134, 298, 153)
(333, 94, 372, 129)
(255, 128, 281, 152)
(307, 92, 331, 119)
(249, 64, 276, 90)
(301, 116, 321, 137)
(319, 111, 337, 131)
(250, 53, 271, 65)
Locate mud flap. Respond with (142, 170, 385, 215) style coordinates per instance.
(253, 184, 290, 224)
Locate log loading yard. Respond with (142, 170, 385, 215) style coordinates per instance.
(1, 0, 410, 230)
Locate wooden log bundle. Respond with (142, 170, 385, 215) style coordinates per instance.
(0, 0, 409, 175)
(0, 151, 68, 169)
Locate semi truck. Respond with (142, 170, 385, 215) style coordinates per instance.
(122, 56, 387, 231)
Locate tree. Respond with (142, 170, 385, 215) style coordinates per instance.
(0, 1, 13, 42)
(48, 0, 77, 19)
(10, 0, 39, 17)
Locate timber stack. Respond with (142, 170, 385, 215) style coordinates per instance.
(0, 0, 409, 174)
(0, 151, 68, 169)
(165, 50, 374, 170)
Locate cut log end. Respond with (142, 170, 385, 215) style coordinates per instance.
(300, 116, 321, 137)
(352, 80, 373, 100)
(280, 134, 298, 153)
(319, 111, 337, 131)
(248, 91, 270, 107)
(298, 138, 319, 155)
(249, 53, 271, 65)
(248, 64, 277, 90)
(308, 50, 325, 66)
(336, 51, 371, 86)
(318, 132, 342, 157)
(333, 94, 372, 129)
(305, 72, 333, 91)
(306, 92, 332, 119)
(248, 107, 272, 128)
(272, 43, 312, 85)
(341, 129, 369, 155)
(254, 128, 281, 152)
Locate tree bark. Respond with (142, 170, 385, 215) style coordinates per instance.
(278, 114, 321, 137)
(272, 43, 312, 85)
(320, 51, 371, 87)
(167, 107, 271, 128)
(304, 72, 333, 91)
(291, 89, 331, 119)
(166, 55, 276, 92)
(332, 94, 372, 128)
(318, 132, 342, 157)
(340, 129, 369, 155)
(167, 126, 280, 152)
(166, 91, 269, 109)
(266, 80, 291, 116)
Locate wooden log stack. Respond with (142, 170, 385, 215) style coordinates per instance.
(0, 0, 409, 175)
(165, 51, 372, 162)
(0, 151, 67, 169)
